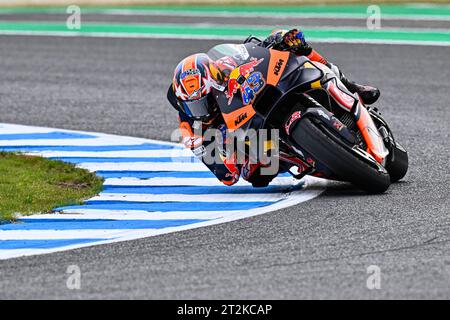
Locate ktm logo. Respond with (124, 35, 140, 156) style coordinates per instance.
(273, 59, 285, 76)
(235, 113, 248, 126)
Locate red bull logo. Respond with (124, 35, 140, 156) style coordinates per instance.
(226, 58, 264, 103)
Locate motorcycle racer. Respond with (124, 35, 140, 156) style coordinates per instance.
(167, 29, 381, 187)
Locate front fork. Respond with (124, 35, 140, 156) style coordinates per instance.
(367, 107, 399, 159)
(354, 103, 389, 164)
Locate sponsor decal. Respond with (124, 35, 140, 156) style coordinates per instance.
(226, 58, 264, 104)
(285, 111, 302, 135)
(273, 58, 285, 76)
(234, 113, 248, 126)
(240, 72, 265, 105)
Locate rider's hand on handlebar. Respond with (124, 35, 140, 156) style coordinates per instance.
(281, 29, 312, 55)
(283, 29, 305, 46)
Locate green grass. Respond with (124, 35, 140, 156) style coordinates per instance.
(0, 152, 103, 222)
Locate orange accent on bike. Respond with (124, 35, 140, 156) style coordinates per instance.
(307, 49, 328, 65)
(267, 49, 290, 86)
(222, 104, 256, 132)
(356, 106, 388, 163)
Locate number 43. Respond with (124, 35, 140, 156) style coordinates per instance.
(242, 72, 265, 105)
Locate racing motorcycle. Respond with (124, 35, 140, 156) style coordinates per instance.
(206, 39, 408, 193)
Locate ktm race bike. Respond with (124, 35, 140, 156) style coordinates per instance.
(206, 40, 408, 194)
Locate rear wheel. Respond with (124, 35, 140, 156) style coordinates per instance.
(291, 118, 391, 194)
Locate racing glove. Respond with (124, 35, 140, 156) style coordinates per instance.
(268, 29, 312, 56)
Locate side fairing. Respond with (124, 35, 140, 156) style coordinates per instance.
(211, 43, 303, 132)
(277, 59, 323, 93)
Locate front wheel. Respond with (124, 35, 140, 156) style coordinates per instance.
(386, 142, 408, 182)
(291, 118, 391, 194)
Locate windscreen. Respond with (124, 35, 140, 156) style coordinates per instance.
(207, 44, 250, 64)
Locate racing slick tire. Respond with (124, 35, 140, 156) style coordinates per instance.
(291, 117, 391, 194)
(385, 142, 409, 182)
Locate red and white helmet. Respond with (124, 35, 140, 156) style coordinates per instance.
(172, 53, 219, 121)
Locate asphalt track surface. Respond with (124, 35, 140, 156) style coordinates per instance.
(0, 17, 450, 299)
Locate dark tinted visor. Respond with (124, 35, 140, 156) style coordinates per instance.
(179, 95, 211, 120)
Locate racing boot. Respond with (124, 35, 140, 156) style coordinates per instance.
(340, 75, 380, 105)
(329, 63, 380, 105)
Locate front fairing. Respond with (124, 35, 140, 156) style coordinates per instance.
(209, 43, 294, 132)
(209, 43, 323, 132)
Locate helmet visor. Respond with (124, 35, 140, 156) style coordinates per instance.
(179, 95, 211, 120)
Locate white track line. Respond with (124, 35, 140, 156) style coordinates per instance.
(0, 137, 148, 146)
(0, 229, 129, 240)
(90, 193, 289, 202)
(79, 162, 210, 172)
(103, 176, 296, 186)
(25, 149, 191, 158)
(0, 124, 56, 134)
(20, 210, 229, 220)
